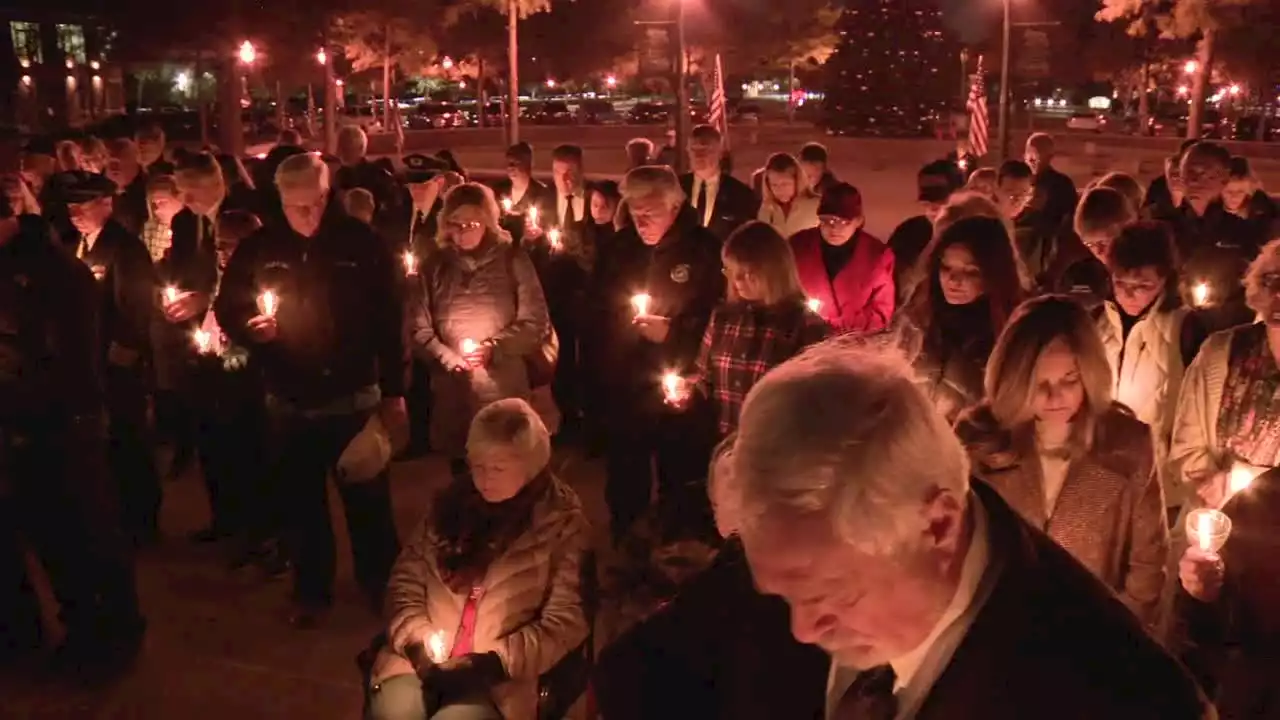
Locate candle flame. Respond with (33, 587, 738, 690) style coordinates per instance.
(192, 329, 211, 353)
(402, 250, 418, 276)
(1192, 281, 1210, 307)
(258, 290, 277, 317)
(548, 228, 562, 249)
(662, 371, 682, 401)
(163, 286, 179, 304)
(501, 197, 513, 212)
(631, 293, 651, 317)
(1196, 512, 1214, 553)
(527, 206, 539, 225)
(426, 630, 447, 664)
(806, 297, 822, 313)
(460, 338, 478, 354)
(1229, 463, 1260, 498)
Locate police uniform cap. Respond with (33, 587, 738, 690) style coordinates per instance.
(402, 153, 448, 183)
(52, 170, 118, 204)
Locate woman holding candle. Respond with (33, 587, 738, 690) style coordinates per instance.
(368, 398, 589, 720)
(904, 215, 1027, 424)
(756, 152, 820, 239)
(679, 221, 830, 441)
(411, 182, 552, 475)
(1175, 466, 1280, 714)
(955, 296, 1169, 632)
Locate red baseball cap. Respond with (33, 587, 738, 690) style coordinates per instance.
(817, 182, 863, 220)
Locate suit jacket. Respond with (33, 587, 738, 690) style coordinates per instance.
(954, 403, 1169, 632)
(595, 480, 1213, 720)
(75, 219, 157, 358)
(679, 172, 760, 243)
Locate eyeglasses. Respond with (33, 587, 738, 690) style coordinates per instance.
(1113, 279, 1160, 296)
(818, 216, 854, 228)
(1260, 273, 1280, 292)
(446, 220, 483, 232)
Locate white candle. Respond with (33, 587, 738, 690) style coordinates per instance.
(426, 629, 447, 664)
(402, 250, 418, 276)
(631, 293, 651, 318)
(163, 285, 180, 305)
(957, 157, 969, 171)
(1192, 281, 1210, 307)
(192, 329, 212, 354)
(547, 228, 562, 251)
(460, 338, 478, 355)
(661, 371, 683, 403)
(1186, 507, 1232, 556)
(806, 297, 822, 313)
(257, 290, 278, 318)
(527, 206, 539, 226)
(501, 197, 513, 213)
(1196, 512, 1214, 554)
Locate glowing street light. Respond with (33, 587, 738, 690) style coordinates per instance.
(459, 80, 467, 89)
(441, 56, 454, 70)
(1184, 60, 1198, 74)
(238, 40, 257, 65)
(545, 78, 556, 88)
(174, 71, 191, 93)
(316, 48, 327, 65)
(1177, 85, 1190, 96)
(605, 75, 617, 88)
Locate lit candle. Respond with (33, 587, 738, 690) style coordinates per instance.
(547, 227, 562, 251)
(426, 629, 447, 664)
(460, 338, 478, 355)
(806, 297, 822, 313)
(163, 285, 180, 305)
(527, 206, 539, 226)
(1196, 512, 1215, 554)
(192, 329, 212, 354)
(957, 157, 969, 171)
(1228, 462, 1263, 499)
(631, 293, 651, 318)
(257, 290, 278, 318)
(501, 197, 514, 213)
(1186, 507, 1232, 557)
(1192, 281, 1210, 307)
(661, 371, 685, 404)
(402, 250, 418, 276)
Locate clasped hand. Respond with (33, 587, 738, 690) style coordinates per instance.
(633, 314, 671, 344)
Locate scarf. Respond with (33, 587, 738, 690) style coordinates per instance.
(432, 470, 553, 594)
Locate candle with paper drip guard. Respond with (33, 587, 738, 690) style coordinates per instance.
(192, 329, 213, 354)
(806, 297, 822, 313)
(256, 290, 278, 318)
(547, 227, 563, 251)
(402, 250, 419, 276)
(631, 293, 652, 319)
(425, 629, 447, 664)
(1192, 281, 1210, 307)
(163, 285, 180, 305)
(1186, 508, 1232, 557)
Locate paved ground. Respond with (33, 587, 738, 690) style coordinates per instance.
(0, 448, 616, 719)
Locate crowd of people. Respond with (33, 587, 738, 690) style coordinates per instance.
(1, 117, 1279, 719)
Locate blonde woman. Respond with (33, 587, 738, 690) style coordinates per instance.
(371, 398, 590, 720)
(1, 173, 41, 216)
(955, 295, 1168, 631)
(410, 183, 552, 472)
(674, 221, 829, 440)
(756, 152, 819, 238)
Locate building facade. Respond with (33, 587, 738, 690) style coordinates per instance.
(0, 14, 125, 131)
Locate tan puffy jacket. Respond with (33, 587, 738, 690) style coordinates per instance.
(372, 476, 590, 720)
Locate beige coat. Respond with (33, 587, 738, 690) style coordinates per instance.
(1094, 300, 1189, 507)
(758, 194, 820, 239)
(955, 404, 1169, 632)
(373, 477, 591, 720)
(411, 238, 551, 457)
(1168, 326, 1237, 490)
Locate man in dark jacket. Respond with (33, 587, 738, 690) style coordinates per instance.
(333, 126, 400, 223)
(608, 343, 1210, 720)
(214, 152, 404, 628)
(0, 200, 144, 676)
(679, 124, 758, 244)
(887, 160, 963, 306)
(58, 170, 162, 546)
(1025, 132, 1078, 231)
(596, 165, 724, 544)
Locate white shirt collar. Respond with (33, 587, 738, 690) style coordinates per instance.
(888, 493, 990, 693)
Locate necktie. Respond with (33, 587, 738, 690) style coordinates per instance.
(563, 194, 574, 225)
(695, 181, 708, 225)
(832, 665, 898, 720)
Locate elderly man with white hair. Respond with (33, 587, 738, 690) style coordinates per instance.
(710, 343, 1211, 719)
(214, 152, 406, 629)
(593, 165, 724, 545)
(333, 124, 398, 225)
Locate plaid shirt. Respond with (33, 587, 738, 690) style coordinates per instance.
(141, 217, 173, 264)
(694, 298, 830, 436)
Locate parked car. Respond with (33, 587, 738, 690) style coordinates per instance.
(731, 101, 763, 124)
(1224, 115, 1280, 142)
(408, 102, 466, 130)
(1175, 110, 1224, 139)
(628, 102, 671, 124)
(339, 106, 380, 130)
(1066, 112, 1104, 133)
(577, 99, 624, 125)
(466, 101, 507, 127)
(529, 100, 574, 125)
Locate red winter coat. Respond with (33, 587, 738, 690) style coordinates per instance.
(790, 227, 895, 334)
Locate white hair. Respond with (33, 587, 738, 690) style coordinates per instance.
(337, 125, 368, 158)
(274, 152, 330, 194)
(621, 165, 686, 209)
(466, 398, 551, 478)
(729, 341, 970, 556)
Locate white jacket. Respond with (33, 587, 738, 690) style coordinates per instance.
(759, 194, 820, 239)
(1095, 299, 1189, 506)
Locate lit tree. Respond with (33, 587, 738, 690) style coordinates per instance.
(1096, 0, 1262, 139)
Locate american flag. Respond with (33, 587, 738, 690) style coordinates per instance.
(708, 53, 729, 146)
(967, 56, 989, 158)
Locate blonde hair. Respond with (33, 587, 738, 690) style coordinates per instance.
(435, 182, 508, 247)
(466, 398, 552, 479)
(984, 295, 1114, 456)
(337, 125, 368, 159)
(1244, 238, 1280, 315)
(342, 187, 376, 223)
(176, 153, 226, 193)
(1091, 171, 1143, 212)
(722, 221, 805, 306)
(2, 174, 41, 215)
(965, 167, 998, 198)
(275, 152, 330, 194)
(760, 152, 817, 208)
(729, 340, 970, 556)
(934, 190, 1012, 239)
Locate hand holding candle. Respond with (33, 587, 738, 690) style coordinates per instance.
(806, 297, 822, 314)
(631, 293, 651, 319)
(547, 227, 562, 251)
(256, 290, 278, 318)
(460, 338, 478, 355)
(1181, 508, 1230, 602)
(526, 206, 539, 227)
(163, 285, 180, 306)
(501, 197, 514, 214)
(192, 329, 213, 354)
(425, 629, 447, 665)
(661, 371, 691, 407)
(402, 250, 419, 277)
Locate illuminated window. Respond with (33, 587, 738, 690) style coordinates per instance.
(57, 23, 87, 64)
(10, 21, 41, 65)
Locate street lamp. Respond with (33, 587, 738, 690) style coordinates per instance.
(606, 75, 617, 88)
(1184, 60, 1199, 74)
(316, 48, 327, 65)
(441, 56, 454, 70)
(238, 40, 257, 65)
(1229, 84, 1241, 96)
(546, 78, 556, 88)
